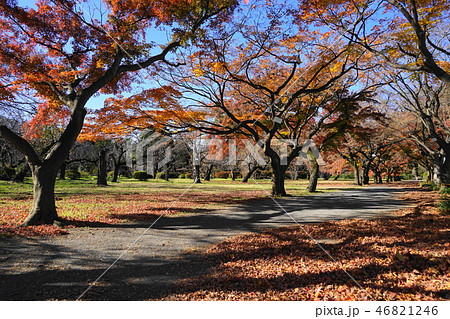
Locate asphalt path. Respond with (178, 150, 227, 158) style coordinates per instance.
(0, 186, 413, 300)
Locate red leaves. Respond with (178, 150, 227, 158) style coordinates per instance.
(165, 187, 449, 301)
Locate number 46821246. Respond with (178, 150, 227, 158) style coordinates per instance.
(375, 306, 438, 316)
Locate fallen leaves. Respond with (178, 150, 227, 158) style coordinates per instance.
(163, 185, 449, 301)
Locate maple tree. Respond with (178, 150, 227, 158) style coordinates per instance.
(105, 1, 381, 196)
(300, 0, 450, 84)
(385, 72, 450, 185)
(0, 0, 238, 225)
(301, 1, 450, 184)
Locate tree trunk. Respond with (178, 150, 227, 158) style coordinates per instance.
(378, 173, 383, 184)
(307, 150, 319, 192)
(374, 171, 383, 184)
(231, 168, 236, 181)
(362, 165, 370, 185)
(426, 168, 433, 183)
(411, 163, 418, 180)
(164, 165, 170, 181)
(111, 153, 124, 183)
(437, 146, 450, 186)
(59, 162, 66, 180)
(353, 162, 362, 186)
(97, 149, 107, 186)
(386, 168, 393, 183)
(193, 164, 201, 183)
(271, 163, 288, 196)
(204, 163, 213, 181)
(111, 162, 120, 182)
(22, 164, 59, 226)
(1, 105, 87, 225)
(442, 152, 450, 186)
(242, 163, 258, 183)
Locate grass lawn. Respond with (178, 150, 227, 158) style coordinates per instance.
(0, 177, 356, 237)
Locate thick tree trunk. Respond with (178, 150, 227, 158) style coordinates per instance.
(204, 163, 213, 181)
(193, 164, 201, 183)
(22, 164, 59, 226)
(242, 163, 258, 183)
(271, 163, 288, 196)
(307, 150, 319, 192)
(1, 105, 87, 225)
(59, 162, 66, 180)
(97, 149, 107, 186)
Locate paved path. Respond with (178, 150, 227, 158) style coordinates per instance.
(0, 186, 413, 300)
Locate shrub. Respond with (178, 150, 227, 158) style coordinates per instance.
(0, 167, 15, 180)
(215, 171, 229, 179)
(79, 171, 90, 178)
(231, 171, 242, 178)
(156, 172, 166, 179)
(258, 170, 272, 179)
(420, 182, 440, 190)
(341, 172, 355, 180)
(439, 187, 450, 195)
(119, 166, 132, 178)
(66, 169, 81, 180)
(179, 173, 185, 179)
(438, 199, 450, 215)
(185, 172, 193, 179)
(132, 170, 148, 181)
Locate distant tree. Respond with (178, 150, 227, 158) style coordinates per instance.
(387, 72, 450, 185)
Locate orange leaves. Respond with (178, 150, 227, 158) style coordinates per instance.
(165, 186, 449, 301)
(0, 0, 238, 136)
(80, 85, 202, 140)
(22, 100, 70, 141)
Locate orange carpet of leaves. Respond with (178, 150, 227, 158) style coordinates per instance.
(164, 186, 449, 301)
